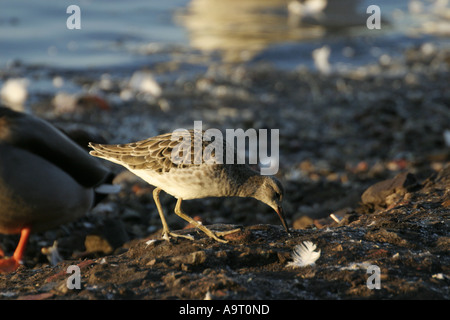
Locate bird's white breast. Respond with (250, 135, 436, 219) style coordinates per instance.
(129, 166, 226, 200)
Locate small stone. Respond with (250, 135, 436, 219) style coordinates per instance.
(84, 235, 114, 255)
(223, 229, 252, 241)
(361, 172, 418, 209)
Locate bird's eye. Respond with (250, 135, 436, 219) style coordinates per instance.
(275, 192, 282, 202)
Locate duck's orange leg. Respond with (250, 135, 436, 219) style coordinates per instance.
(0, 227, 31, 273)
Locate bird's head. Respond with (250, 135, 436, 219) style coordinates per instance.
(250, 175, 290, 233)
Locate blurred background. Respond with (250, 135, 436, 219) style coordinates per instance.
(1, 0, 449, 70)
(0, 1, 449, 298)
(0, 0, 449, 245)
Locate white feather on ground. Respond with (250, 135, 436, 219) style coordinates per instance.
(287, 241, 321, 268)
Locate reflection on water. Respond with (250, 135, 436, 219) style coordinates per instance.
(175, 0, 450, 66)
(175, 0, 390, 63)
(0, 0, 448, 70)
(287, 0, 368, 28)
(176, 0, 329, 62)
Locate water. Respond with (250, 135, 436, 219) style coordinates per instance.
(0, 0, 191, 69)
(0, 0, 449, 71)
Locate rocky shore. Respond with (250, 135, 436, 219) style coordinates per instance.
(0, 43, 449, 299)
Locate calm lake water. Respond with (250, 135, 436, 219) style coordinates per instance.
(0, 0, 449, 70)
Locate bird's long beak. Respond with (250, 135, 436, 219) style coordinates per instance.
(276, 205, 290, 234)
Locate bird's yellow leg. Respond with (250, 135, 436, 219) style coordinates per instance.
(174, 199, 240, 243)
(152, 188, 194, 241)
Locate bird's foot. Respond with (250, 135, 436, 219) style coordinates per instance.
(0, 257, 21, 273)
(192, 224, 230, 243)
(162, 230, 195, 242)
(215, 228, 241, 237)
(162, 227, 233, 244)
(204, 230, 229, 243)
(0, 228, 30, 273)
